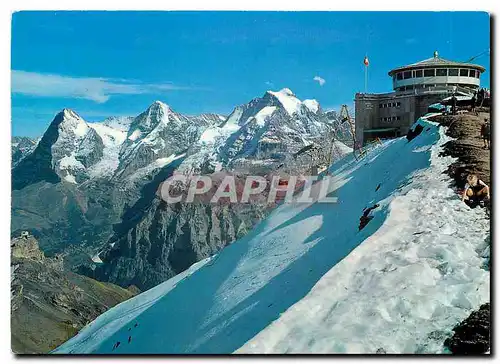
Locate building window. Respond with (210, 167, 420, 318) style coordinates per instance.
(460, 69, 468, 76)
(436, 69, 447, 76)
(424, 69, 435, 77)
(414, 70, 423, 78)
(448, 68, 459, 76)
(476, 70, 480, 78)
(406, 85, 414, 90)
(403, 71, 412, 79)
(469, 69, 476, 77)
(379, 103, 383, 108)
(397, 73, 403, 80)
(396, 102, 401, 107)
(396, 116, 401, 121)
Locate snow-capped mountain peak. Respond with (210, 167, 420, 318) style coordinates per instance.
(144, 101, 170, 126)
(183, 88, 340, 172)
(14, 91, 344, 187)
(276, 87, 295, 97)
(267, 88, 302, 116)
(57, 109, 91, 138)
(30, 109, 105, 184)
(303, 99, 320, 114)
(123, 101, 172, 145)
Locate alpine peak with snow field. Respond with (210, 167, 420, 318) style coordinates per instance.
(11, 11, 491, 355)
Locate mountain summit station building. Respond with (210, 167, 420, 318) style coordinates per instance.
(354, 51, 485, 146)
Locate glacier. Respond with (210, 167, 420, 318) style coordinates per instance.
(52, 115, 490, 354)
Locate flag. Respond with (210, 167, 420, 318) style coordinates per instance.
(363, 56, 369, 66)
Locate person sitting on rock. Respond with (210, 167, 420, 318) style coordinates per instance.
(462, 174, 490, 208)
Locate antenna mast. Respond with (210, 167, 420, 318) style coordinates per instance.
(326, 105, 357, 168)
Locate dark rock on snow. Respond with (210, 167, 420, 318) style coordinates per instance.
(444, 303, 490, 354)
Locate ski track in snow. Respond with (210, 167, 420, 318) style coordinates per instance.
(53, 116, 489, 354)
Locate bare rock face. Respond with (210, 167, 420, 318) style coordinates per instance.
(11, 233, 44, 261)
(444, 303, 490, 354)
(83, 188, 267, 290)
(431, 111, 491, 187)
(10, 233, 137, 354)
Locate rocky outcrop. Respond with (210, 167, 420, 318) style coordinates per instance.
(11, 232, 136, 354)
(431, 110, 491, 355)
(406, 124, 424, 142)
(431, 111, 491, 187)
(11, 233, 45, 261)
(444, 303, 490, 354)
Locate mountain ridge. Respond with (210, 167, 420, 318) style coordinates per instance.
(12, 89, 351, 290)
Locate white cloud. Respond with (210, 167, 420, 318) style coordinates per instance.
(11, 70, 194, 103)
(313, 76, 326, 86)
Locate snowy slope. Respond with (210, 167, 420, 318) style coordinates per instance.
(53, 115, 488, 354)
(238, 120, 490, 354)
(87, 122, 129, 177)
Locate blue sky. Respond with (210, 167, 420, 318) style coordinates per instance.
(12, 11, 490, 137)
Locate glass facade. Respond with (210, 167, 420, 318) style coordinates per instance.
(423, 69, 435, 77)
(396, 68, 480, 80)
(436, 69, 447, 76)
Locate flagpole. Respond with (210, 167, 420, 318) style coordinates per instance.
(363, 55, 369, 93)
(365, 65, 368, 93)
